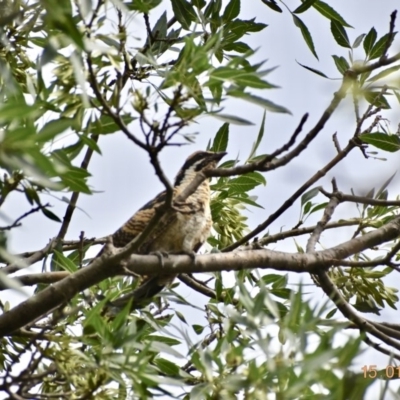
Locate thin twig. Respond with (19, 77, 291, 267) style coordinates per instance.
(178, 274, 217, 299)
(320, 188, 400, 206)
(0, 204, 50, 231)
(56, 135, 99, 241)
(2, 238, 57, 275)
(250, 218, 376, 248)
(222, 139, 357, 252)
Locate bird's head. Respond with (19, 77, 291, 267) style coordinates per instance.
(174, 151, 227, 187)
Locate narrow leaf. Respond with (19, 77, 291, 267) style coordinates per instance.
(293, 0, 318, 14)
(296, 61, 330, 78)
(376, 171, 397, 199)
(261, 0, 282, 13)
(360, 133, 400, 153)
(364, 92, 390, 109)
(292, 15, 318, 59)
(42, 208, 62, 222)
(313, 1, 352, 27)
(211, 123, 229, 152)
(301, 187, 321, 206)
(330, 20, 351, 48)
(332, 55, 349, 75)
(352, 33, 365, 49)
(222, 0, 240, 23)
(369, 32, 397, 60)
(171, 0, 197, 30)
(363, 27, 377, 56)
(227, 90, 292, 114)
(209, 113, 255, 125)
(367, 65, 400, 84)
(37, 118, 73, 142)
(248, 111, 266, 160)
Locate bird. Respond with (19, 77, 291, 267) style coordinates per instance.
(104, 150, 227, 309)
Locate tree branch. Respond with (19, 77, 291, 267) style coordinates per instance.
(0, 215, 399, 337)
(320, 188, 400, 206)
(56, 135, 99, 241)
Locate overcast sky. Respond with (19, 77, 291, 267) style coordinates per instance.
(2, 1, 400, 398)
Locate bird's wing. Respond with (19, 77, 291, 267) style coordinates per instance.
(112, 190, 177, 251)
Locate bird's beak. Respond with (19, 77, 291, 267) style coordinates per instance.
(211, 151, 227, 162)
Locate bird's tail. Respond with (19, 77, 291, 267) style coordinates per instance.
(109, 275, 175, 309)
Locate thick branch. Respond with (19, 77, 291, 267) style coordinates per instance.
(0, 215, 398, 337)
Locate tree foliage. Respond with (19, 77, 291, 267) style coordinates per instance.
(0, 0, 400, 399)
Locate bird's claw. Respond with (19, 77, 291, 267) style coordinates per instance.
(150, 251, 169, 268)
(183, 251, 196, 262)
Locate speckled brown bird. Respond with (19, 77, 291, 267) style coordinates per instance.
(107, 151, 226, 308)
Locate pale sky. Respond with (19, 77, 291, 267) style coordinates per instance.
(2, 1, 400, 398)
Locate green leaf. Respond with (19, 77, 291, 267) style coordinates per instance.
(363, 27, 377, 56)
(261, 274, 286, 285)
(42, 208, 62, 223)
(309, 202, 329, 215)
(192, 324, 205, 334)
(292, 15, 318, 59)
(332, 55, 349, 75)
(367, 65, 400, 84)
(270, 288, 292, 299)
(149, 11, 168, 55)
(364, 92, 390, 109)
(352, 33, 365, 49)
(330, 20, 351, 48)
(211, 67, 276, 89)
(248, 111, 266, 160)
(360, 133, 400, 153)
(394, 90, 400, 105)
(128, 0, 162, 13)
(204, 0, 222, 19)
(52, 250, 77, 272)
(61, 169, 91, 194)
(37, 118, 73, 143)
(79, 134, 101, 154)
(227, 90, 292, 114)
(147, 335, 181, 346)
(192, 0, 206, 8)
(313, 1, 352, 27)
(222, 41, 252, 53)
(171, 0, 197, 30)
(293, 0, 318, 14)
(227, 18, 268, 37)
(369, 32, 397, 60)
(376, 171, 397, 199)
(222, 0, 240, 23)
(209, 113, 254, 125)
(353, 300, 381, 315)
(234, 74, 275, 89)
(228, 172, 266, 193)
(211, 123, 229, 152)
(176, 310, 187, 324)
(0, 102, 40, 123)
(325, 308, 337, 319)
(261, 0, 282, 13)
(50, 12, 85, 50)
(303, 201, 312, 215)
(154, 358, 180, 375)
(90, 115, 135, 135)
(301, 187, 321, 206)
(229, 195, 264, 208)
(296, 61, 330, 78)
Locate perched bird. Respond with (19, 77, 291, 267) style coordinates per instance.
(106, 150, 226, 308)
